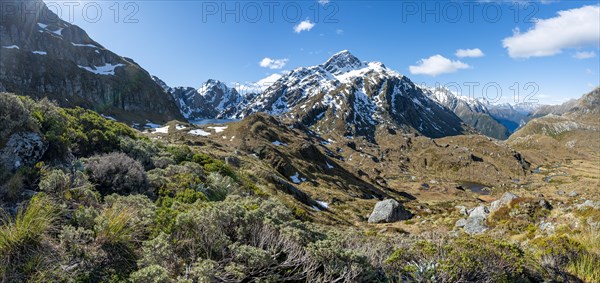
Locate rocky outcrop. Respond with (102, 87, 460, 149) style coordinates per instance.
(368, 199, 412, 223)
(457, 192, 521, 235)
(490, 192, 519, 212)
(0, 132, 47, 171)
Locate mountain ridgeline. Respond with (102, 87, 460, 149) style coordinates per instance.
(159, 51, 475, 140)
(0, 0, 183, 123)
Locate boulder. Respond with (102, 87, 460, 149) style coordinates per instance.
(0, 132, 48, 171)
(469, 205, 490, 218)
(539, 199, 553, 210)
(463, 205, 490, 235)
(455, 205, 468, 216)
(455, 218, 467, 227)
(368, 199, 413, 223)
(464, 216, 487, 235)
(224, 156, 240, 167)
(490, 192, 519, 212)
(568, 191, 578, 197)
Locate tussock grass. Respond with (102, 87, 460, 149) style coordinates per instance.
(94, 206, 140, 245)
(0, 194, 58, 255)
(567, 253, 600, 283)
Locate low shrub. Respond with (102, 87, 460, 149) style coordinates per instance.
(85, 152, 148, 196)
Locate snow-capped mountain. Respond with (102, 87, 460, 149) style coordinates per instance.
(234, 50, 470, 139)
(424, 87, 510, 139)
(163, 79, 253, 120)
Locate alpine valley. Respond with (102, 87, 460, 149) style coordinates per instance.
(1, 1, 599, 282)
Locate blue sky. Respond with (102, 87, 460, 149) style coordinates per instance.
(48, 0, 599, 105)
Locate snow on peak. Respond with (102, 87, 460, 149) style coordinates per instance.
(197, 79, 228, 96)
(322, 50, 366, 76)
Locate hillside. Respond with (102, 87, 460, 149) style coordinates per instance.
(1, 92, 600, 282)
(0, 0, 183, 124)
(510, 88, 600, 159)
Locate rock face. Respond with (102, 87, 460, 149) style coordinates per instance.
(0, 132, 47, 171)
(0, 0, 183, 123)
(368, 199, 412, 223)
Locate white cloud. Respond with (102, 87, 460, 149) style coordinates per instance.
(336, 29, 344, 35)
(318, 0, 330, 4)
(294, 20, 316, 33)
(455, 48, 485, 58)
(502, 5, 600, 58)
(409, 55, 470, 76)
(573, 51, 596, 59)
(259, 58, 289, 69)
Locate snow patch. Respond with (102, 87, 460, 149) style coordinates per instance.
(154, 126, 170, 134)
(101, 114, 116, 121)
(189, 129, 211, 136)
(208, 126, 228, 133)
(2, 45, 19, 49)
(176, 124, 187, 130)
(32, 51, 47, 55)
(72, 43, 99, 48)
(272, 140, 288, 146)
(316, 201, 329, 209)
(326, 162, 334, 169)
(290, 172, 306, 184)
(78, 63, 124, 75)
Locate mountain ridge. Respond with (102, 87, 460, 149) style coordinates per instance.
(0, 0, 183, 124)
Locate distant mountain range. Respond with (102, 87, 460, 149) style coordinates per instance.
(0, 0, 182, 123)
(158, 50, 588, 140)
(1, 0, 594, 140)
(158, 50, 473, 139)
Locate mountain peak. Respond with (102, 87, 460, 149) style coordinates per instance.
(322, 50, 365, 75)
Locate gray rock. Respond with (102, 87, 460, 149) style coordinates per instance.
(468, 205, 490, 218)
(368, 199, 413, 223)
(464, 216, 487, 235)
(455, 205, 468, 216)
(557, 190, 566, 196)
(0, 132, 48, 171)
(539, 199, 552, 210)
(224, 156, 240, 167)
(490, 192, 519, 212)
(568, 191, 578, 197)
(539, 221, 556, 234)
(455, 218, 467, 227)
(577, 200, 600, 210)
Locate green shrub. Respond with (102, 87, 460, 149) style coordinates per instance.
(385, 236, 530, 283)
(166, 146, 193, 164)
(139, 232, 177, 271)
(39, 169, 70, 196)
(0, 94, 35, 142)
(120, 137, 160, 170)
(85, 152, 148, 196)
(129, 265, 171, 283)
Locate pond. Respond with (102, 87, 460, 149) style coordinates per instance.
(457, 182, 492, 195)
